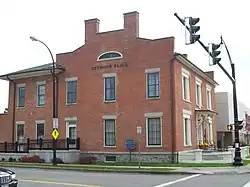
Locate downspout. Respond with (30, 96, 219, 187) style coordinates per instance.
(7, 76, 16, 145)
(170, 57, 176, 163)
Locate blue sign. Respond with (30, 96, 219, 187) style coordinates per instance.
(125, 138, 135, 151)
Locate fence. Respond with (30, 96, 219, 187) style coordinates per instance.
(0, 138, 80, 153)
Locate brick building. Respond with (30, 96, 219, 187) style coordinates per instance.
(0, 11, 218, 161)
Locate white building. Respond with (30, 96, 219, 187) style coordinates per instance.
(215, 92, 250, 148)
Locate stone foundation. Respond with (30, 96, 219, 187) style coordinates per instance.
(81, 152, 178, 163)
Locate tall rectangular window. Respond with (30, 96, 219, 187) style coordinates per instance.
(18, 86, 25, 107)
(104, 119, 116, 146)
(206, 86, 212, 110)
(147, 72, 160, 98)
(196, 80, 202, 107)
(182, 69, 190, 102)
(66, 80, 77, 104)
(104, 77, 116, 102)
(183, 114, 192, 146)
(37, 83, 45, 106)
(36, 123, 45, 140)
(147, 117, 162, 146)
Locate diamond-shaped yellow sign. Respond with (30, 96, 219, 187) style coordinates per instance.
(51, 129, 59, 140)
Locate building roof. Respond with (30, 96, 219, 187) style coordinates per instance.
(174, 53, 219, 86)
(0, 63, 65, 81)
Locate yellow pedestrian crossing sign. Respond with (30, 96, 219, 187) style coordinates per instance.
(52, 129, 59, 140)
(227, 124, 232, 131)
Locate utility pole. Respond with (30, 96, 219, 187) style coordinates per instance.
(174, 13, 244, 166)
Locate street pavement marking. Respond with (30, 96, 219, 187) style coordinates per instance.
(243, 180, 250, 187)
(19, 179, 103, 187)
(153, 174, 202, 187)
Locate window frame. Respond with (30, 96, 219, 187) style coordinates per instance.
(103, 115, 117, 147)
(35, 120, 45, 140)
(65, 77, 78, 105)
(97, 51, 123, 62)
(195, 77, 202, 107)
(36, 81, 46, 107)
(145, 112, 163, 147)
(206, 84, 212, 110)
(15, 121, 25, 141)
(145, 68, 160, 99)
(183, 109, 192, 147)
(17, 84, 25, 108)
(103, 73, 117, 102)
(65, 117, 77, 146)
(181, 68, 190, 102)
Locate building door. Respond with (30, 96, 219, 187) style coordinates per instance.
(16, 124, 24, 151)
(66, 121, 77, 148)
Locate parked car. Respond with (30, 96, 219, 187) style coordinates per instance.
(0, 167, 18, 187)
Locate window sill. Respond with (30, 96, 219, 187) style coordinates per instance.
(16, 107, 25, 109)
(103, 145, 116, 148)
(183, 99, 191, 104)
(36, 105, 45, 108)
(147, 97, 160, 100)
(184, 144, 193, 147)
(104, 100, 116, 103)
(65, 103, 77, 106)
(146, 145, 162, 148)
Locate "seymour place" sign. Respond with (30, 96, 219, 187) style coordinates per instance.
(92, 63, 128, 70)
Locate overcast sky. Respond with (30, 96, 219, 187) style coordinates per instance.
(0, 0, 249, 112)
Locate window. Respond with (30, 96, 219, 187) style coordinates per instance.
(66, 78, 77, 104)
(37, 81, 46, 106)
(16, 122, 24, 141)
(182, 69, 190, 101)
(104, 119, 116, 147)
(103, 73, 116, 102)
(146, 116, 162, 146)
(183, 110, 192, 146)
(36, 123, 44, 140)
(97, 51, 122, 61)
(66, 119, 77, 145)
(206, 85, 212, 110)
(146, 70, 160, 98)
(17, 85, 25, 107)
(195, 78, 202, 107)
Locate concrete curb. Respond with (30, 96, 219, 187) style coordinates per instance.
(0, 164, 209, 175)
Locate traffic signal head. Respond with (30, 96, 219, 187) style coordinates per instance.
(236, 120, 244, 130)
(211, 43, 221, 65)
(184, 17, 200, 45)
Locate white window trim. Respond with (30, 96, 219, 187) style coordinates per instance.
(103, 73, 117, 103)
(145, 112, 163, 148)
(181, 68, 190, 102)
(97, 51, 123, 62)
(65, 77, 78, 105)
(16, 83, 26, 108)
(103, 117, 116, 148)
(15, 121, 25, 141)
(195, 79, 202, 108)
(35, 120, 45, 139)
(36, 81, 46, 107)
(65, 117, 77, 139)
(206, 85, 212, 110)
(183, 110, 192, 146)
(145, 68, 160, 99)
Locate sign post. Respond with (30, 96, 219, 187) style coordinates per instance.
(136, 126, 142, 169)
(52, 118, 59, 165)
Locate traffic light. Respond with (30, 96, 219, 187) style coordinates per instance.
(211, 43, 221, 65)
(235, 120, 244, 130)
(227, 124, 232, 131)
(184, 17, 200, 45)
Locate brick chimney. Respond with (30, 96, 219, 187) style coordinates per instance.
(123, 11, 139, 37)
(85, 18, 100, 44)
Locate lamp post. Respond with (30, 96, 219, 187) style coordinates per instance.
(220, 36, 243, 166)
(30, 36, 58, 166)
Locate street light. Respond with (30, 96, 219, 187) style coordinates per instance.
(220, 36, 243, 166)
(30, 36, 58, 166)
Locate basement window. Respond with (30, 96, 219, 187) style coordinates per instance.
(97, 51, 123, 61)
(105, 155, 116, 162)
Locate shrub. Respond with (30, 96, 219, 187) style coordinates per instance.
(50, 157, 64, 164)
(20, 155, 45, 163)
(8, 157, 13, 162)
(79, 156, 97, 164)
(1, 158, 5, 162)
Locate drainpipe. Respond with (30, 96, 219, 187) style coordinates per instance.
(170, 57, 176, 163)
(6, 76, 16, 144)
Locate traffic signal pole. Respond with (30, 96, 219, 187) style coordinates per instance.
(174, 13, 243, 166)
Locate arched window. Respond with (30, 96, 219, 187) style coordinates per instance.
(97, 51, 123, 61)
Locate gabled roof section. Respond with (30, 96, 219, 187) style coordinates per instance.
(0, 63, 65, 81)
(174, 52, 219, 86)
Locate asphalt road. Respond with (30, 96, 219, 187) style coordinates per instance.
(5, 167, 250, 187)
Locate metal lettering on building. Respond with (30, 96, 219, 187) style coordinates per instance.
(92, 63, 128, 70)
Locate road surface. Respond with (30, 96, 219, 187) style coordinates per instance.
(6, 167, 250, 187)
